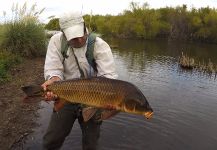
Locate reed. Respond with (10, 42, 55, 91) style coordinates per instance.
(0, 2, 45, 83)
(178, 52, 196, 69)
(179, 52, 217, 76)
(0, 2, 46, 57)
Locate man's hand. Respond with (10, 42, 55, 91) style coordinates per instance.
(41, 76, 66, 111)
(41, 76, 61, 101)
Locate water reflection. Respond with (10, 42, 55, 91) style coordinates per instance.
(24, 38, 217, 150)
(109, 38, 217, 63)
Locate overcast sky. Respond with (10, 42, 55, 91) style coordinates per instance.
(1, 0, 217, 23)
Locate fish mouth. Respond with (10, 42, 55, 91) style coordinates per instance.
(144, 111, 153, 119)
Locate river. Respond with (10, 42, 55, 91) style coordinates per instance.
(24, 38, 217, 150)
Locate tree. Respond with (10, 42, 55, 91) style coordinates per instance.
(45, 18, 60, 30)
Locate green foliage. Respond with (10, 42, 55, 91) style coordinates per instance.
(44, 18, 60, 30)
(45, 2, 217, 43)
(0, 2, 46, 57)
(0, 25, 5, 45)
(1, 21, 46, 57)
(0, 50, 22, 83)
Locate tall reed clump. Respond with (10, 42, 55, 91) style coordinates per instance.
(178, 52, 196, 69)
(0, 2, 46, 57)
(179, 52, 217, 78)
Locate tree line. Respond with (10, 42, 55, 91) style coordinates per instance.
(45, 2, 217, 43)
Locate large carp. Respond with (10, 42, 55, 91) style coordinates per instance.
(22, 77, 153, 121)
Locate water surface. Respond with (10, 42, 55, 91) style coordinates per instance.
(25, 39, 217, 150)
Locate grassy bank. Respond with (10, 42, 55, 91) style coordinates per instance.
(0, 26, 22, 84)
(0, 2, 46, 83)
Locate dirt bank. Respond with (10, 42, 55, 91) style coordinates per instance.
(0, 57, 45, 150)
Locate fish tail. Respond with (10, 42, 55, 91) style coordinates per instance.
(21, 85, 44, 97)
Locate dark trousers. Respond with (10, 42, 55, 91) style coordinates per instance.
(43, 103, 102, 150)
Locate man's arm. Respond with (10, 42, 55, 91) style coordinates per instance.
(42, 33, 64, 101)
(94, 37, 118, 79)
(44, 33, 64, 81)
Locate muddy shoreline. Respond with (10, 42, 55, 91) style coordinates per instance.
(0, 58, 45, 150)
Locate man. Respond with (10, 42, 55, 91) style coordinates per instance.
(41, 11, 118, 150)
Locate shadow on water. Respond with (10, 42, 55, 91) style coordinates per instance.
(24, 38, 217, 150)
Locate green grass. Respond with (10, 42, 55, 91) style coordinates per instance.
(0, 50, 22, 84)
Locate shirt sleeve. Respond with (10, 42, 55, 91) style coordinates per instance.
(44, 34, 64, 80)
(94, 37, 118, 79)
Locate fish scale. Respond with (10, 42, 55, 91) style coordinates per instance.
(22, 77, 153, 119)
(50, 78, 121, 106)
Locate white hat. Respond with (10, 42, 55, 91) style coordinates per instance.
(59, 11, 84, 41)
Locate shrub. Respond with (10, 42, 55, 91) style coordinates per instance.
(44, 18, 60, 31)
(0, 2, 46, 57)
(0, 50, 22, 83)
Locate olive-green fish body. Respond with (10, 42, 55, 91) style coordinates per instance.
(47, 77, 153, 119)
(22, 77, 153, 119)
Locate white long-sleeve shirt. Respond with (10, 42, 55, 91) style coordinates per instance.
(44, 32, 118, 80)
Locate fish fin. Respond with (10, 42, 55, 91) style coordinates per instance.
(100, 110, 120, 120)
(54, 99, 66, 111)
(82, 107, 98, 122)
(21, 85, 43, 97)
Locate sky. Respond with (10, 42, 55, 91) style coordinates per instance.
(1, 0, 217, 23)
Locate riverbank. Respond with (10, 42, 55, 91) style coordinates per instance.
(0, 57, 44, 150)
